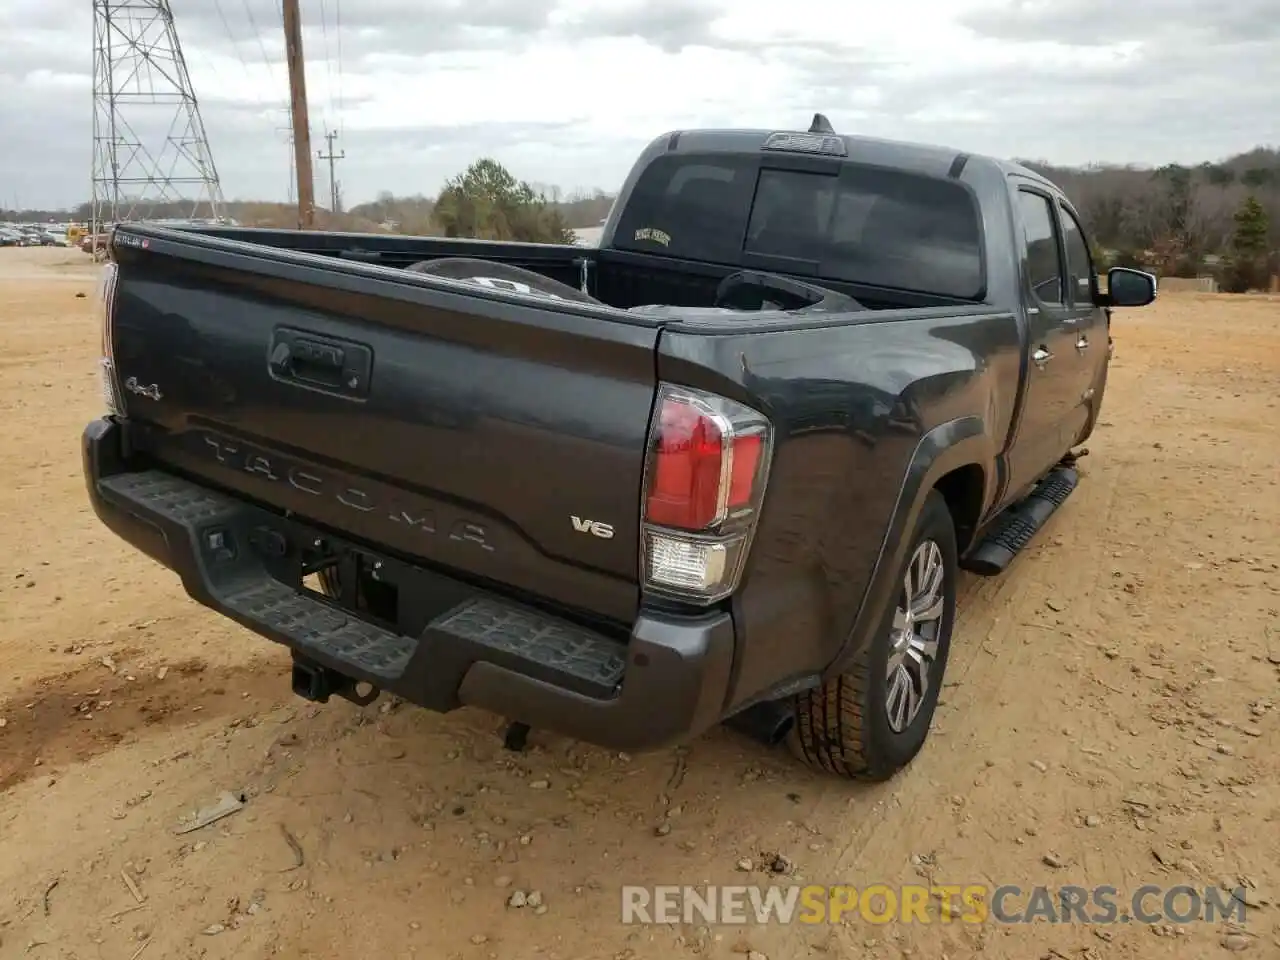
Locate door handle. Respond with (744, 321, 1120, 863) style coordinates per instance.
(268, 327, 372, 399)
(1033, 347, 1053, 369)
(1075, 335, 1088, 351)
(270, 339, 346, 379)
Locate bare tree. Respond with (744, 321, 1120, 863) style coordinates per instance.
(1185, 182, 1243, 259)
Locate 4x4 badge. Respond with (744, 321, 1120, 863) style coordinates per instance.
(124, 376, 163, 401)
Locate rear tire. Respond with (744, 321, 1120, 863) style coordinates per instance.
(318, 568, 341, 597)
(791, 490, 957, 781)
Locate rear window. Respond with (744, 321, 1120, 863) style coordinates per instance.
(613, 153, 985, 300)
(614, 155, 756, 265)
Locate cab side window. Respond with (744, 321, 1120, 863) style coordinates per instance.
(1059, 206, 1095, 307)
(1017, 190, 1064, 305)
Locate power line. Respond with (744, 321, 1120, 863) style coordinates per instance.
(275, 121, 296, 203)
(334, 0, 345, 133)
(319, 0, 335, 128)
(240, 0, 282, 95)
(207, 0, 292, 205)
(194, 2, 235, 103)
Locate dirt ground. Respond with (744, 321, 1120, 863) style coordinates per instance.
(0, 245, 1277, 959)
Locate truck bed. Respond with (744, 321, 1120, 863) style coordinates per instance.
(186, 225, 974, 312)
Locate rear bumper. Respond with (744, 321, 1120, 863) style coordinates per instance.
(82, 417, 735, 751)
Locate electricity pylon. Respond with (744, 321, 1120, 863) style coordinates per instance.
(91, 0, 224, 233)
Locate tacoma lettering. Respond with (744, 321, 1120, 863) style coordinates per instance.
(197, 433, 489, 549)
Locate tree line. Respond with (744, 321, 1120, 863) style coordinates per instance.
(1, 158, 613, 243)
(7, 146, 1276, 289)
(1023, 147, 1278, 291)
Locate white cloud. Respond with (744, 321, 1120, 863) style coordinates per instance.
(0, 0, 1275, 209)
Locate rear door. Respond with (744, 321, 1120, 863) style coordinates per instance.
(109, 236, 660, 623)
(1005, 184, 1081, 496)
(1056, 200, 1110, 437)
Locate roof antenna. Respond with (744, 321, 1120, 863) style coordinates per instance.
(809, 113, 835, 134)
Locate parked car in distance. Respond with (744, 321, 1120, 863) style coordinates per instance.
(80, 230, 113, 255)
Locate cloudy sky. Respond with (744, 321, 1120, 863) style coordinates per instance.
(2, 0, 1276, 210)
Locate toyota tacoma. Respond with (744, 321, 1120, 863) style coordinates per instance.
(82, 115, 1156, 780)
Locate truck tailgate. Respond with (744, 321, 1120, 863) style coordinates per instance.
(109, 234, 659, 623)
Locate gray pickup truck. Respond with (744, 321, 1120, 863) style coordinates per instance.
(82, 115, 1156, 780)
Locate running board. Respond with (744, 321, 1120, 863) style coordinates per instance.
(960, 464, 1079, 576)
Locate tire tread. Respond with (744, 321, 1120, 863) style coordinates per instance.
(791, 655, 875, 779)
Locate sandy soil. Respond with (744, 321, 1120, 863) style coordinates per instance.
(0, 245, 1277, 959)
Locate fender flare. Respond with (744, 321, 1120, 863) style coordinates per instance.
(826, 416, 990, 677)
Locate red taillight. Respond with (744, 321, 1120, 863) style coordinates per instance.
(727, 434, 762, 507)
(646, 397, 725, 529)
(645, 396, 767, 531)
(640, 384, 773, 604)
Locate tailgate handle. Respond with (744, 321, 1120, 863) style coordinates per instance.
(269, 328, 372, 399)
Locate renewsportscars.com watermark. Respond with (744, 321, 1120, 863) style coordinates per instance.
(621, 884, 1253, 926)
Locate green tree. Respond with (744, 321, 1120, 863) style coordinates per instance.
(1224, 195, 1269, 292)
(434, 158, 575, 244)
(1232, 195, 1269, 256)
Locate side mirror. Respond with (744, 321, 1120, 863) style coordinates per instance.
(1104, 267, 1157, 307)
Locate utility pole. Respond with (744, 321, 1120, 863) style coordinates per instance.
(317, 129, 345, 214)
(281, 0, 315, 229)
